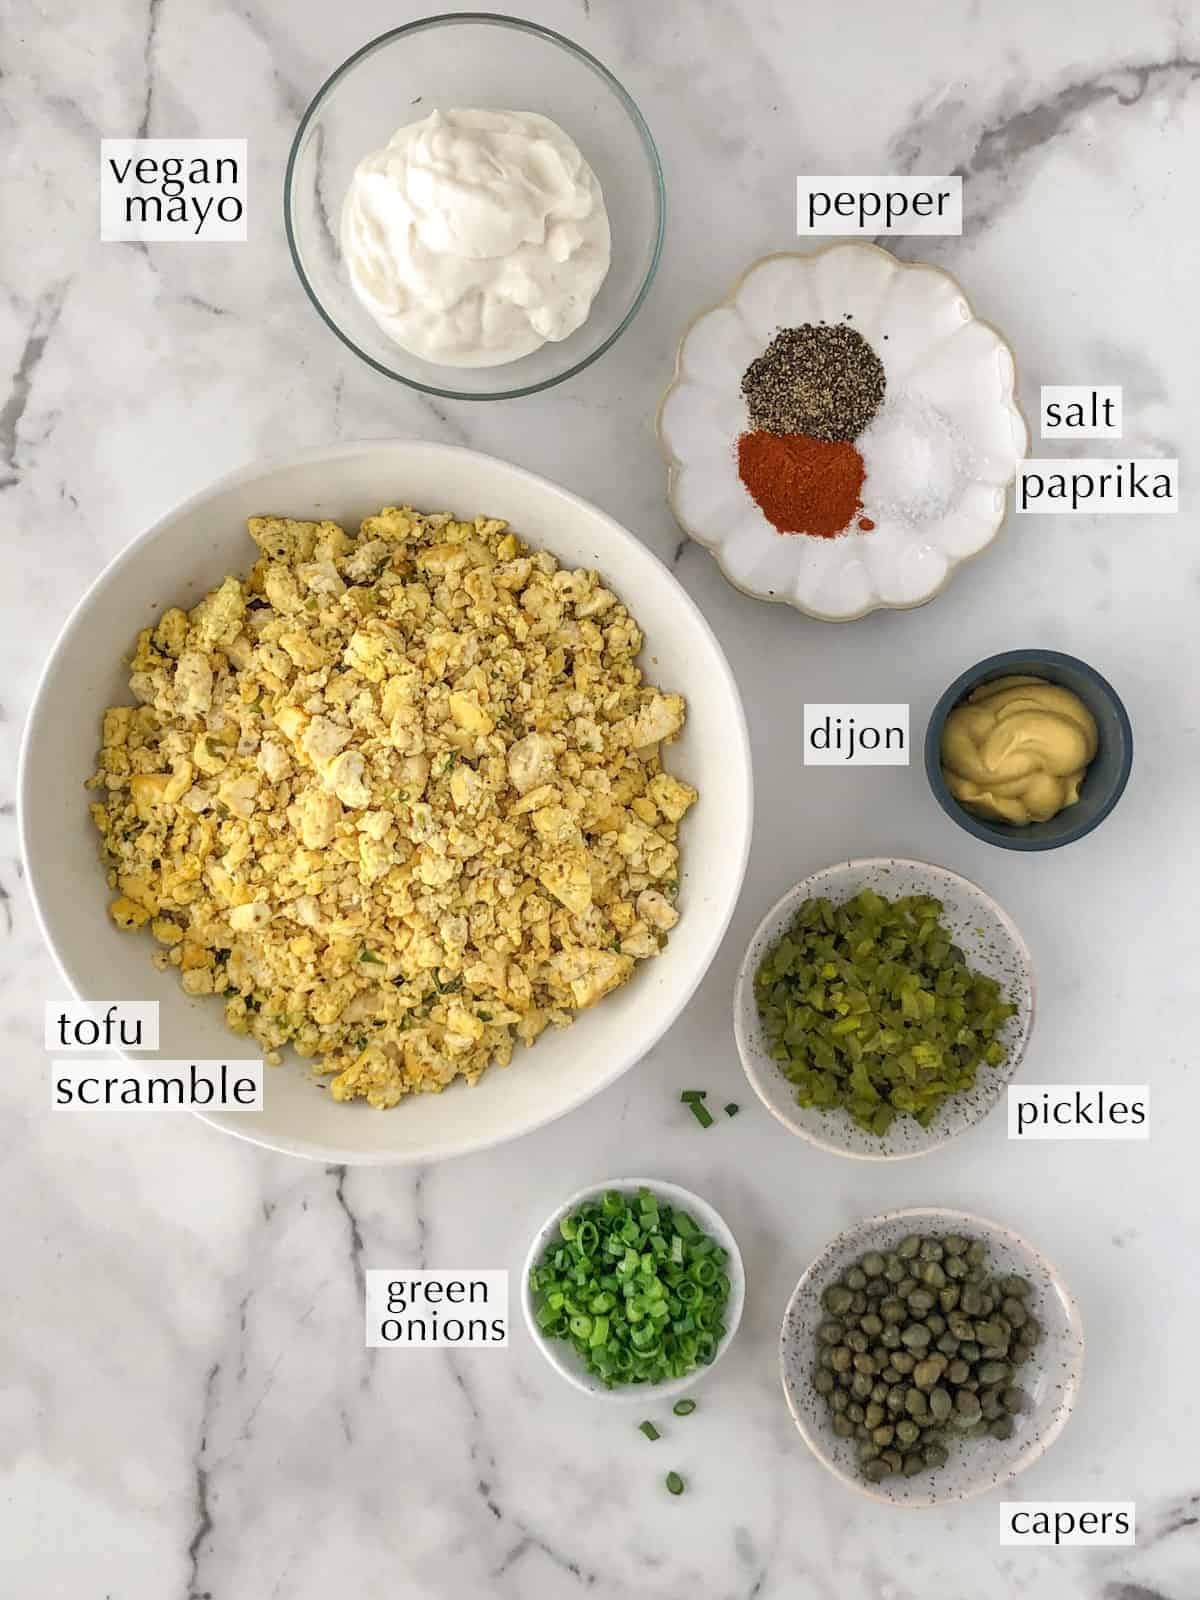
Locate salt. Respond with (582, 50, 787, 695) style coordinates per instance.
(857, 393, 970, 523)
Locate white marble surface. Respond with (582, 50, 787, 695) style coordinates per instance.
(2, 2, 1199, 1596)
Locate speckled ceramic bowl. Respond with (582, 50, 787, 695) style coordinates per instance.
(521, 1178, 745, 1401)
(657, 245, 1028, 620)
(780, 1207, 1084, 1506)
(733, 859, 1034, 1159)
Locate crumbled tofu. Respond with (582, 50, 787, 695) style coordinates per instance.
(88, 505, 696, 1109)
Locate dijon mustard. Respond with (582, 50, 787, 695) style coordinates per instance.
(940, 675, 1098, 825)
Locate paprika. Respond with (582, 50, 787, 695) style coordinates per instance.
(736, 431, 867, 537)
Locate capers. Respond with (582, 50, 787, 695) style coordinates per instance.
(905, 1387, 928, 1417)
(929, 1386, 953, 1422)
(824, 1285, 854, 1316)
(912, 1357, 944, 1390)
(810, 1232, 1040, 1483)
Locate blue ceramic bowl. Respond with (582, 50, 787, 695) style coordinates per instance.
(925, 649, 1133, 851)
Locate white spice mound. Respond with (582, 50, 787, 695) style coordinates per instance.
(858, 393, 971, 523)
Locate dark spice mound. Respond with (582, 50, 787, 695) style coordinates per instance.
(741, 323, 886, 442)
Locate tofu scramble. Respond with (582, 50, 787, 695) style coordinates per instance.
(88, 507, 697, 1107)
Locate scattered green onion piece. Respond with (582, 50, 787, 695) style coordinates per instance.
(672, 1399, 697, 1416)
(680, 1089, 706, 1103)
(639, 1421, 660, 1441)
(724, 1103, 740, 1117)
(666, 1472, 685, 1496)
(688, 1099, 714, 1129)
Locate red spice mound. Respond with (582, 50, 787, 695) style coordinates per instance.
(737, 430, 866, 537)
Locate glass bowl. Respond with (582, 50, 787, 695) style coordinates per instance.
(284, 13, 665, 400)
(925, 649, 1133, 851)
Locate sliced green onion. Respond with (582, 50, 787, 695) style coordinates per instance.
(666, 1472, 685, 1496)
(724, 1103, 740, 1117)
(639, 1421, 660, 1441)
(672, 1399, 697, 1416)
(688, 1100, 714, 1129)
(527, 1189, 731, 1390)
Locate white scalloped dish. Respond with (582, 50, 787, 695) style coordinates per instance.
(658, 246, 1028, 621)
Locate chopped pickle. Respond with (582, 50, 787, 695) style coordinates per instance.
(754, 889, 1016, 1135)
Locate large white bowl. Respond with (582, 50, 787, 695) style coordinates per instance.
(20, 441, 752, 1166)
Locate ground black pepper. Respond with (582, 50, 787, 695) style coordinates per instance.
(741, 323, 886, 442)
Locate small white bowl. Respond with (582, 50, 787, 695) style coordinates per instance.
(780, 1207, 1084, 1506)
(658, 244, 1028, 621)
(521, 1178, 745, 1401)
(734, 858, 1034, 1159)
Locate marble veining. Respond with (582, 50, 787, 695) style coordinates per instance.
(2, 1, 1199, 1596)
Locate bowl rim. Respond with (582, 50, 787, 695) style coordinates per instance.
(18, 437, 754, 1166)
(655, 243, 1031, 621)
(924, 648, 1134, 852)
(732, 856, 1036, 1160)
(778, 1204, 1084, 1508)
(520, 1176, 746, 1400)
(283, 11, 667, 401)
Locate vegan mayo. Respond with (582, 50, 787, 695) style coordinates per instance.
(940, 676, 1099, 825)
(340, 108, 611, 368)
